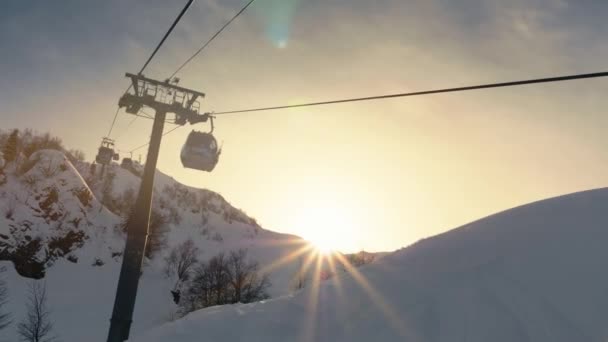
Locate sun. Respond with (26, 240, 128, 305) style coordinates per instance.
(306, 233, 335, 255)
(293, 199, 358, 254)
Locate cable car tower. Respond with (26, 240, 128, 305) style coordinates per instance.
(107, 73, 210, 342)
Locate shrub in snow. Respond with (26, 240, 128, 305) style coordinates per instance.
(91, 258, 104, 267)
(72, 187, 93, 208)
(46, 231, 85, 260)
(211, 232, 223, 243)
(8, 238, 46, 279)
(21, 174, 39, 189)
(18, 153, 41, 176)
(66, 255, 78, 264)
(38, 160, 59, 178)
(3, 195, 16, 220)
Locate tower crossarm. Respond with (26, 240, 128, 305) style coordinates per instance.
(119, 73, 207, 125)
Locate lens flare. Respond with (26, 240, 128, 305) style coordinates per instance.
(255, 0, 300, 48)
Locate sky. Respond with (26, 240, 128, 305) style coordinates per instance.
(1, 0, 608, 253)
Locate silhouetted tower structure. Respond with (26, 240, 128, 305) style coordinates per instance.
(107, 73, 208, 342)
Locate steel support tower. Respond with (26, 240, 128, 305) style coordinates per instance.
(107, 73, 208, 342)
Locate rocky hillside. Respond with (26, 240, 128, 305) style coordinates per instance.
(0, 149, 121, 278)
(0, 147, 311, 341)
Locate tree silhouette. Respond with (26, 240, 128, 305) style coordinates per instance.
(3, 129, 19, 163)
(181, 249, 270, 314)
(164, 238, 200, 293)
(17, 281, 55, 342)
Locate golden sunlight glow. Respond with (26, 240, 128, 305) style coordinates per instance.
(307, 235, 334, 255)
(294, 199, 358, 254)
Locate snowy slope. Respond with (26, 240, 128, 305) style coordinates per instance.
(0, 150, 312, 341)
(0, 150, 122, 276)
(132, 188, 608, 342)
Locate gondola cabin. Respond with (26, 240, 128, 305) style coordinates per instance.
(121, 158, 133, 169)
(180, 131, 220, 172)
(95, 146, 115, 165)
(95, 137, 118, 165)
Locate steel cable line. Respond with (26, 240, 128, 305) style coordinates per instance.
(114, 114, 178, 142)
(106, 0, 195, 138)
(138, 0, 195, 76)
(169, 0, 257, 79)
(128, 0, 258, 152)
(212, 71, 608, 115)
(106, 107, 122, 138)
(114, 116, 139, 141)
(128, 70, 608, 153)
(129, 125, 183, 152)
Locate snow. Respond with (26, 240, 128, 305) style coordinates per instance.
(5, 149, 605, 342)
(131, 188, 608, 342)
(0, 150, 313, 341)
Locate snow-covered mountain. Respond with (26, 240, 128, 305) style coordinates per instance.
(132, 188, 608, 342)
(0, 148, 315, 341)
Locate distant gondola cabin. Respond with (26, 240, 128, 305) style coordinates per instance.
(95, 146, 115, 165)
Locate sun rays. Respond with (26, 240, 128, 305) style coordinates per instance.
(333, 253, 410, 339)
(260, 242, 408, 340)
(258, 242, 316, 275)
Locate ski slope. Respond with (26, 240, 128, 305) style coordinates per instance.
(132, 188, 608, 342)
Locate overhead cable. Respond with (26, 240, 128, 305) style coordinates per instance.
(213, 71, 608, 115)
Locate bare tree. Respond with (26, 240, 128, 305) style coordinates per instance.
(181, 249, 270, 314)
(164, 239, 199, 285)
(17, 281, 55, 342)
(226, 249, 270, 303)
(0, 266, 11, 331)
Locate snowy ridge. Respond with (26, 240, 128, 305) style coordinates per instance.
(132, 188, 608, 342)
(0, 149, 310, 341)
(0, 150, 121, 277)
